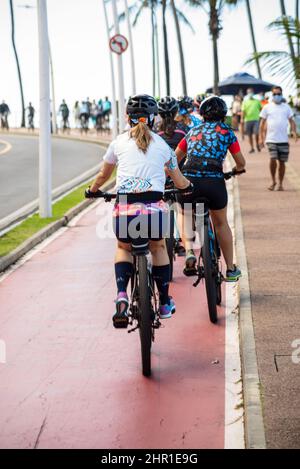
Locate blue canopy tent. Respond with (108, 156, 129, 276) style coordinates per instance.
(206, 72, 274, 95)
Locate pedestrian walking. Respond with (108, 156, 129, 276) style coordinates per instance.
(0, 100, 10, 130)
(59, 100, 70, 132)
(231, 95, 242, 131)
(73, 101, 81, 129)
(26, 102, 35, 131)
(241, 88, 262, 153)
(259, 86, 298, 191)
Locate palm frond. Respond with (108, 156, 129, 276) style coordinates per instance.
(175, 9, 195, 33)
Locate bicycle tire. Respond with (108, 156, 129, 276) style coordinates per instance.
(137, 255, 152, 377)
(214, 235, 222, 306)
(202, 223, 218, 324)
(166, 209, 175, 281)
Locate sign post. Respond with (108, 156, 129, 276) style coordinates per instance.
(111, 0, 126, 133)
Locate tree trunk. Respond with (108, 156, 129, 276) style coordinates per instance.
(9, 0, 25, 127)
(162, 0, 170, 95)
(279, 0, 296, 61)
(296, 0, 300, 58)
(209, 2, 220, 95)
(170, 0, 187, 95)
(151, 3, 156, 96)
(154, 13, 161, 97)
(245, 0, 262, 78)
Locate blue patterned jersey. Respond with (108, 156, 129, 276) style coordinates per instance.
(179, 121, 238, 179)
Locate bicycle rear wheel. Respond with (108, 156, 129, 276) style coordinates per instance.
(214, 235, 222, 306)
(202, 223, 218, 324)
(137, 255, 152, 377)
(166, 209, 175, 281)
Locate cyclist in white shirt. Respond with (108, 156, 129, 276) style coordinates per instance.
(259, 86, 297, 191)
(86, 95, 192, 327)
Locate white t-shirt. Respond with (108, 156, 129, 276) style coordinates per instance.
(260, 102, 294, 143)
(103, 131, 178, 194)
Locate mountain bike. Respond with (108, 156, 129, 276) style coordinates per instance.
(88, 191, 162, 377)
(167, 169, 245, 324)
(80, 113, 89, 134)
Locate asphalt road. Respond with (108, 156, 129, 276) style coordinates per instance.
(0, 135, 106, 219)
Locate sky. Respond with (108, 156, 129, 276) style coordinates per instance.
(0, 0, 297, 126)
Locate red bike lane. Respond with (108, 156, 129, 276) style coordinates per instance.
(0, 200, 243, 449)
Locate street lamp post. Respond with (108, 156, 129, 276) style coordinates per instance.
(102, 0, 118, 139)
(37, 0, 52, 218)
(111, 0, 126, 132)
(18, 4, 57, 134)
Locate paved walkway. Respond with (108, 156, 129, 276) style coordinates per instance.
(238, 137, 300, 449)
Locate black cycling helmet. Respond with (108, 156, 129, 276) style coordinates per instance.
(199, 96, 228, 121)
(177, 96, 193, 115)
(126, 94, 158, 118)
(158, 96, 178, 118)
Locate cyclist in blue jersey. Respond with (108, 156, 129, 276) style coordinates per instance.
(175, 96, 246, 282)
(175, 96, 201, 133)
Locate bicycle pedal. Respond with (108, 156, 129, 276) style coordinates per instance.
(112, 315, 129, 329)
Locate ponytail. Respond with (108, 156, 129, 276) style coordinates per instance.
(130, 122, 152, 153)
(159, 116, 176, 137)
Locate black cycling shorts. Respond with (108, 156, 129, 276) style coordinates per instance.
(177, 177, 228, 211)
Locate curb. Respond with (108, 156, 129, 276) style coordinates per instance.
(0, 180, 115, 274)
(232, 176, 267, 449)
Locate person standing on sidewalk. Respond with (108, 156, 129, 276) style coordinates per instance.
(259, 86, 298, 191)
(241, 88, 262, 154)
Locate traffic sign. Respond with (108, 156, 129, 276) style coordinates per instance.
(109, 34, 128, 55)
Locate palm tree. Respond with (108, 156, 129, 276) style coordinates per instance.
(296, 0, 300, 57)
(245, 0, 262, 78)
(279, 0, 296, 62)
(170, 0, 188, 94)
(119, 1, 193, 95)
(188, 0, 239, 95)
(9, 0, 25, 127)
(245, 16, 300, 95)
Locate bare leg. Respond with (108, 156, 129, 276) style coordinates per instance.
(115, 241, 132, 263)
(210, 207, 234, 271)
(177, 208, 194, 252)
(269, 159, 277, 190)
(249, 134, 254, 151)
(149, 239, 169, 266)
(255, 134, 260, 151)
(278, 161, 286, 190)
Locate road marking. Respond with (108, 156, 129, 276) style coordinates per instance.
(0, 139, 12, 156)
(224, 178, 245, 449)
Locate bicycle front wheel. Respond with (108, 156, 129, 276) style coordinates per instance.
(202, 223, 218, 324)
(137, 255, 152, 377)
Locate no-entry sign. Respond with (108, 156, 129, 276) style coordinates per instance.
(109, 34, 129, 55)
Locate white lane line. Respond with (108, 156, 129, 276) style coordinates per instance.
(0, 139, 12, 156)
(224, 175, 245, 449)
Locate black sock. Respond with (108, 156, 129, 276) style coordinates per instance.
(152, 265, 170, 305)
(115, 262, 133, 293)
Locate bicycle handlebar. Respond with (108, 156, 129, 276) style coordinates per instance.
(85, 169, 246, 200)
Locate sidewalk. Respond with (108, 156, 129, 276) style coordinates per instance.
(237, 137, 300, 449)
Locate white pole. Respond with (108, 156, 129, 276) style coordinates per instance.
(102, 0, 118, 139)
(48, 40, 57, 134)
(37, 0, 52, 218)
(111, 0, 126, 132)
(124, 0, 136, 95)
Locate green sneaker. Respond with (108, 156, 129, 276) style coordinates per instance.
(226, 265, 242, 282)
